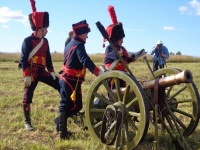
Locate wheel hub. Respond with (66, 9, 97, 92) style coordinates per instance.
(105, 102, 126, 122)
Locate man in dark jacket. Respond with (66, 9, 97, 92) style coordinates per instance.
(64, 31, 73, 47)
(19, 0, 60, 131)
(55, 20, 102, 139)
(103, 5, 145, 89)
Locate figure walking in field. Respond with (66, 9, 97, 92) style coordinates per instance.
(151, 40, 169, 71)
(54, 20, 103, 139)
(19, 0, 60, 131)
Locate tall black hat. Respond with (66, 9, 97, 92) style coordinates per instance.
(105, 5, 125, 42)
(29, 0, 49, 31)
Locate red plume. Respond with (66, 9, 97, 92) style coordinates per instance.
(30, 0, 36, 12)
(108, 5, 118, 25)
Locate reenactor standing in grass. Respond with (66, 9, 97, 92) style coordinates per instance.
(54, 20, 103, 139)
(102, 6, 146, 122)
(103, 5, 146, 88)
(19, 0, 60, 131)
(151, 40, 169, 71)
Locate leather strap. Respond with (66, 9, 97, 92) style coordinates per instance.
(28, 38, 44, 60)
(101, 108, 122, 145)
(153, 78, 160, 105)
(108, 59, 119, 70)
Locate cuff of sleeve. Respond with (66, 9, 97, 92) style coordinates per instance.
(48, 68, 55, 73)
(23, 67, 30, 77)
(93, 66, 100, 76)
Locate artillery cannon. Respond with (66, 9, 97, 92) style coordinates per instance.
(69, 22, 200, 150)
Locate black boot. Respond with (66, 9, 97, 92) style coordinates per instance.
(54, 116, 59, 132)
(59, 112, 73, 139)
(23, 103, 33, 131)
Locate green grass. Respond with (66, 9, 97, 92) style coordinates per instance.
(0, 55, 200, 149)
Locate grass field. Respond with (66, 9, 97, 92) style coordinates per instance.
(0, 54, 200, 150)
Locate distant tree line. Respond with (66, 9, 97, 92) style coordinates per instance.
(170, 51, 182, 55)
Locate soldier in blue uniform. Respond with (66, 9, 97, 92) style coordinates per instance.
(103, 5, 138, 88)
(55, 20, 102, 139)
(64, 31, 73, 47)
(103, 6, 145, 122)
(19, 0, 60, 131)
(103, 5, 141, 73)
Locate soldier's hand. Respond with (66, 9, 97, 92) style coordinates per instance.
(131, 49, 147, 60)
(24, 76, 32, 87)
(154, 45, 158, 50)
(50, 72, 59, 80)
(161, 53, 165, 57)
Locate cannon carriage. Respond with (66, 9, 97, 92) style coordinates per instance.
(69, 22, 200, 150)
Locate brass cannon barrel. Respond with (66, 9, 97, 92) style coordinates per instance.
(112, 70, 193, 95)
(140, 70, 193, 89)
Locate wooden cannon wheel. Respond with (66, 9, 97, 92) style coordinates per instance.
(85, 71, 149, 149)
(149, 68, 200, 137)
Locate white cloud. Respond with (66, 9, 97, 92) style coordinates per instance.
(163, 26, 175, 31)
(178, 0, 200, 16)
(189, 0, 200, 15)
(179, 6, 188, 12)
(178, 6, 191, 14)
(0, 7, 28, 25)
(2, 24, 9, 28)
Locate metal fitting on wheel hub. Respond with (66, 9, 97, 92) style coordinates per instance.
(105, 102, 126, 122)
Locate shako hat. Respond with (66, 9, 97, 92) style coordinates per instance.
(29, 0, 49, 31)
(72, 20, 91, 36)
(103, 5, 125, 47)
